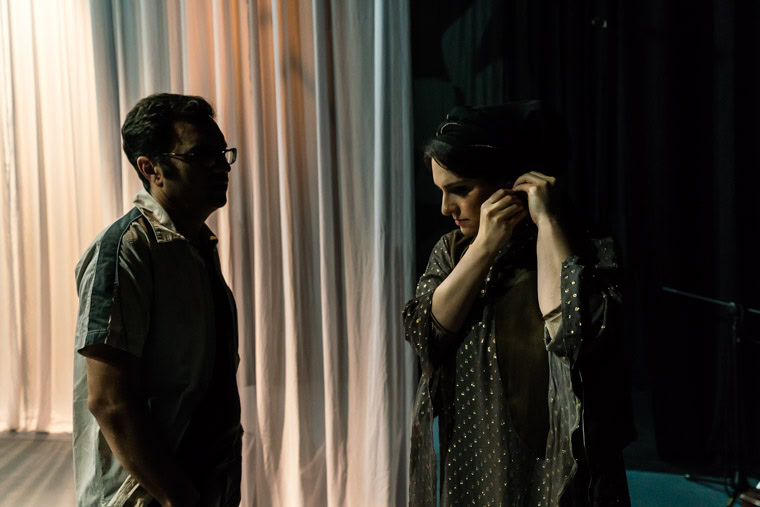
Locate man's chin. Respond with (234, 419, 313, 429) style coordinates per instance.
(209, 190, 228, 208)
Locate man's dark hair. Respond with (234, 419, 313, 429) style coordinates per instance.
(121, 93, 216, 190)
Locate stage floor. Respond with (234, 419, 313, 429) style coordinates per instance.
(0, 431, 74, 507)
(0, 431, 753, 506)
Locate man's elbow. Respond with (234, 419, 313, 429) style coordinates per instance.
(87, 392, 131, 424)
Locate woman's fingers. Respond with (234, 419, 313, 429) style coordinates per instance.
(511, 172, 561, 226)
(476, 195, 530, 252)
(513, 172, 555, 188)
(511, 182, 531, 193)
(485, 189, 522, 210)
(484, 188, 508, 205)
(528, 170, 553, 180)
(513, 173, 539, 187)
(485, 203, 525, 226)
(500, 202, 525, 219)
(481, 200, 524, 224)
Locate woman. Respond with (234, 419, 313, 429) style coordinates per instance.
(403, 101, 635, 506)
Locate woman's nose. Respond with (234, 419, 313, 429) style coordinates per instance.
(441, 195, 456, 216)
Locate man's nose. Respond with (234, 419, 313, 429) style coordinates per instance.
(212, 158, 231, 173)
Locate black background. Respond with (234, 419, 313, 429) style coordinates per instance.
(410, 0, 760, 477)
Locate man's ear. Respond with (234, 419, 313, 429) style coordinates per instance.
(136, 156, 162, 188)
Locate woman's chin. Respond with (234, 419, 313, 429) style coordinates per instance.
(459, 225, 477, 237)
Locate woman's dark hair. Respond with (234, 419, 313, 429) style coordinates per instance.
(423, 100, 570, 183)
(121, 93, 216, 190)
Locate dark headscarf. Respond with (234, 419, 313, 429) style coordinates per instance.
(424, 100, 569, 182)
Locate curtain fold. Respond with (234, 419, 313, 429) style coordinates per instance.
(1, 0, 414, 504)
(1, 0, 102, 433)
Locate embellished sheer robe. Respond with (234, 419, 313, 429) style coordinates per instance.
(403, 230, 634, 506)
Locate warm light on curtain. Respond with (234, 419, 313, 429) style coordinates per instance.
(0, 0, 103, 434)
(1, 0, 414, 505)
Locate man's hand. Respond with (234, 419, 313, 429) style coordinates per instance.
(84, 346, 200, 506)
(472, 188, 529, 256)
(511, 171, 559, 228)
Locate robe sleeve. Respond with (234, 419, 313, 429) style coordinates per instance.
(402, 234, 458, 370)
(544, 236, 623, 368)
(402, 233, 459, 507)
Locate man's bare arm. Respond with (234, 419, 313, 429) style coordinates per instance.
(84, 346, 199, 507)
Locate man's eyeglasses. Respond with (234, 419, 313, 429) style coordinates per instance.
(158, 147, 237, 168)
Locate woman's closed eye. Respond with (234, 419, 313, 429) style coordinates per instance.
(448, 185, 471, 196)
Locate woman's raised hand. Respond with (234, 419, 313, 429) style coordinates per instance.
(472, 188, 530, 256)
(512, 172, 559, 227)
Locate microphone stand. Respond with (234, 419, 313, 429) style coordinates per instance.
(661, 287, 760, 506)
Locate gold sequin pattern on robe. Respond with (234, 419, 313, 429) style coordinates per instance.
(403, 230, 632, 506)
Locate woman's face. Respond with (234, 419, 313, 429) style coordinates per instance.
(431, 158, 500, 238)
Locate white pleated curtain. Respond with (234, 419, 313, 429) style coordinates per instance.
(0, 1, 415, 505)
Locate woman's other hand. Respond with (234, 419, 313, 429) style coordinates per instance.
(512, 172, 559, 228)
(472, 188, 529, 256)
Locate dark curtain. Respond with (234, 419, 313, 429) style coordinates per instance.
(410, 0, 760, 473)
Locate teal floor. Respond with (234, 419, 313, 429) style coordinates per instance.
(627, 470, 738, 506)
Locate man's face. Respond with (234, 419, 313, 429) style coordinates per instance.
(157, 119, 231, 217)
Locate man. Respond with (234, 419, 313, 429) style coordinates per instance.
(73, 93, 242, 506)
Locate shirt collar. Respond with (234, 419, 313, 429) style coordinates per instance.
(133, 189, 218, 246)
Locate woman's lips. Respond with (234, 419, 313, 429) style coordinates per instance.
(455, 219, 468, 226)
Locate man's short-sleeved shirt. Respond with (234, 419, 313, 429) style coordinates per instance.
(72, 189, 240, 506)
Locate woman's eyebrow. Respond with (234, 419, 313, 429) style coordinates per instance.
(442, 181, 468, 191)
